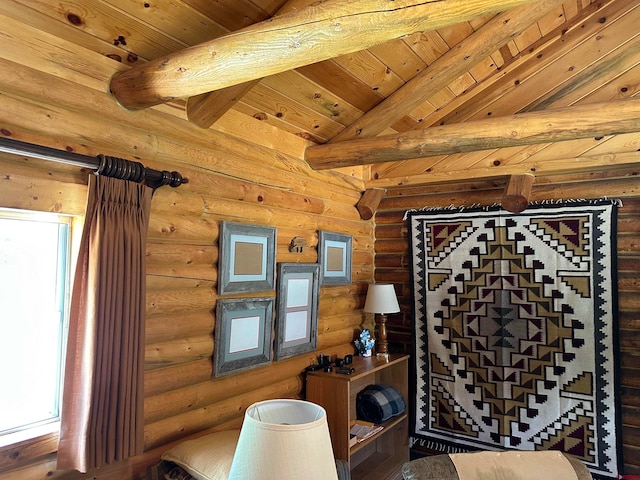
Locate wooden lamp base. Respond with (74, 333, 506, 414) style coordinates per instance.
(375, 313, 389, 357)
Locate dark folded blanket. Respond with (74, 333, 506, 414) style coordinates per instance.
(356, 384, 406, 424)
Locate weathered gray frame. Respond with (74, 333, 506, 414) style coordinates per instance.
(318, 230, 352, 285)
(274, 263, 320, 360)
(218, 221, 276, 295)
(213, 297, 274, 377)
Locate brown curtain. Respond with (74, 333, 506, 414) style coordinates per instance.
(57, 175, 152, 472)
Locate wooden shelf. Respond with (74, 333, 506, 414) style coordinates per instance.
(306, 354, 409, 480)
(351, 413, 407, 454)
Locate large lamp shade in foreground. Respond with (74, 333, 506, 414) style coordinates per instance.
(228, 399, 338, 480)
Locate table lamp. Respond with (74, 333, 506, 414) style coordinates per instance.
(364, 283, 400, 357)
(228, 399, 338, 480)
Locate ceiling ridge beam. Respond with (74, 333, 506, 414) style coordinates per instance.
(109, 0, 537, 111)
(365, 151, 640, 189)
(328, 0, 566, 143)
(304, 97, 640, 169)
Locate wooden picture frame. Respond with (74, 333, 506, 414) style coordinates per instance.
(218, 221, 276, 295)
(213, 297, 274, 377)
(318, 231, 352, 285)
(274, 263, 320, 360)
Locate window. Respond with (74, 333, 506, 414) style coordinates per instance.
(0, 209, 77, 440)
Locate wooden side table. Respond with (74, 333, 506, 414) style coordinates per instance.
(306, 354, 410, 480)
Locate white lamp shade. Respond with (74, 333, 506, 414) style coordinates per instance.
(228, 399, 338, 480)
(364, 283, 400, 314)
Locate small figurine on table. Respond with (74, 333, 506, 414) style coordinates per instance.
(355, 329, 375, 357)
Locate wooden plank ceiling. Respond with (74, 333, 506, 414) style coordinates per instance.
(5, 0, 640, 189)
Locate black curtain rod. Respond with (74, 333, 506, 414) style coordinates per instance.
(0, 137, 187, 188)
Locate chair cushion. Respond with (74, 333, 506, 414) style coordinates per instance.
(161, 430, 240, 480)
(450, 450, 581, 480)
(402, 454, 458, 480)
(159, 429, 350, 480)
(401, 451, 593, 480)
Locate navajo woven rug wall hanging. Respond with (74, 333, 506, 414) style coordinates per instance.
(407, 200, 622, 479)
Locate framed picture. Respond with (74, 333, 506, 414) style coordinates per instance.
(274, 263, 320, 360)
(218, 221, 276, 295)
(213, 297, 274, 377)
(318, 231, 352, 285)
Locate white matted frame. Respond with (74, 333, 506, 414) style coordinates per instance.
(318, 231, 352, 285)
(274, 263, 320, 360)
(213, 297, 274, 377)
(218, 221, 276, 295)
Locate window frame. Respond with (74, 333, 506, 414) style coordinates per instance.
(0, 208, 81, 456)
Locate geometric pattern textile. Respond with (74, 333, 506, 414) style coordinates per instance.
(407, 200, 622, 479)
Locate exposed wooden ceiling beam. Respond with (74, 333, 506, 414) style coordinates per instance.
(305, 97, 640, 169)
(109, 0, 536, 111)
(186, 83, 258, 128)
(365, 151, 640, 189)
(330, 0, 565, 143)
(186, 0, 317, 129)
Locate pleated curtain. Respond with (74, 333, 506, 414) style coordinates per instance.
(57, 175, 152, 472)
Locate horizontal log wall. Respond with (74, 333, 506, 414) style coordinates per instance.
(375, 167, 640, 474)
(0, 63, 372, 479)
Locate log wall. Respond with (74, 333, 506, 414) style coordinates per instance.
(0, 60, 372, 479)
(0, 3, 637, 477)
(375, 168, 640, 474)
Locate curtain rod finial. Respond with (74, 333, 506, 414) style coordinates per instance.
(150, 170, 188, 188)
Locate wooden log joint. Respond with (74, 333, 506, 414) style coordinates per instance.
(356, 188, 386, 220)
(502, 173, 535, 213)
(108, 0, 535, 111)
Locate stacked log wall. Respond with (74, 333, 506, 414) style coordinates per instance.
(0, 62, 372, 479)
(375, 168, 640, 474)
